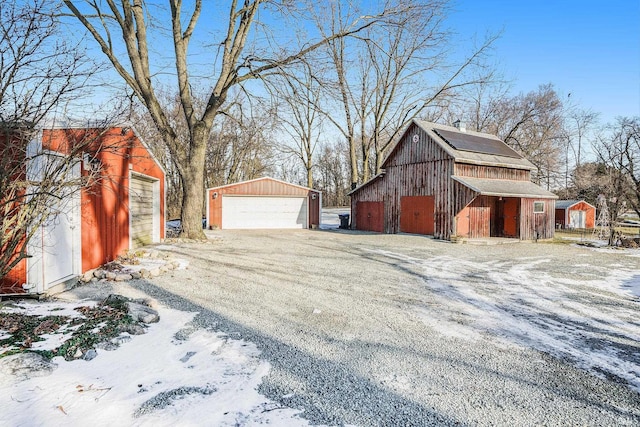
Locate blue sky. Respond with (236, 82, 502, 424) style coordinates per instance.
(448, 0, 640, 123)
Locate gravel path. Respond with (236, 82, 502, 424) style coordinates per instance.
(133, 229, 640, 426)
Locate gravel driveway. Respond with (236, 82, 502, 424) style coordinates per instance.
(135, 229, 640, 426)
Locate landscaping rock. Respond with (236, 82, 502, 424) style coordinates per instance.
(127, 302, 160, 324)
(119, 323, 146, 335)
(81, 269, 96, 283)
(106, 271, 117, 280)
(83, 349, 98, 361)
(115, 273, 133, 282)
(95, 341, 119, 351)
(111, 335, 132, 345)
(131, 272, 142, 280)
(0, 353, 57, 380)
(93, 269, 107, 279)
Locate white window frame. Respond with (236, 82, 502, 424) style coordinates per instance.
(533, 201, 545, 214)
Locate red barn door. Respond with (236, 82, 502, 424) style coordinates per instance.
(356, 201, 384, 232)
(400, 196, 434, 235)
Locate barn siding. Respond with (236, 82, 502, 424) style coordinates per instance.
(520, 198, 555, 240)
(75, 128, 165, 272)
(569, 201, 596, 229)
(454, 163, 530, 180)
(352, 124, 457, 239)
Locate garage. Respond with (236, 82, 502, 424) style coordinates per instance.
(130, 174, 159, 247)
(222, 196, 307, 229)
(207, 177, 321, 230)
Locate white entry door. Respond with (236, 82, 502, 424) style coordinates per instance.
(222, 196, 308, 229)
(27, 162, 81, 293)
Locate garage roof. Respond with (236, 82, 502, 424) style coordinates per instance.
(452, 176, 558, 199)
(206, 177, 320, 195)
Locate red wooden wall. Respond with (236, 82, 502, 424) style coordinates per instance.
(2, 127, 165, 293)
(555, 201, 596, 229)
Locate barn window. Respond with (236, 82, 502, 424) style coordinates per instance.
(533, 202, 544, 213)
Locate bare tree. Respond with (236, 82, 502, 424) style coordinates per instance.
(316, 0, 497, 188)
(594, 118, 640, 231)
(560, 107, 599, 197)
(63, 0, 397, 238)
(315, 139, 350, 206)
(471, 84, 566, 188)
(0, 0, 103, 283)
(271, 62, 324, 188)
(130, 89, 275, 218)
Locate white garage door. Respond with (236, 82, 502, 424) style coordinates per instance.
(130, 175, 156, 247)
(222, 196, 308, 229)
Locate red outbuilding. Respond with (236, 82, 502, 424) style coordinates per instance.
(1, 124, 165, 295)
(349, 120, 558, 241)
(555, 200, 596, 229)
(206, 177, 321, 230)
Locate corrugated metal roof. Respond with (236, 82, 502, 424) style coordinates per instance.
(452, 176, 558, 199)
(206, 177, 320, 194)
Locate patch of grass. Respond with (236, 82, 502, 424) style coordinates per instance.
(0, 300, 144, 361)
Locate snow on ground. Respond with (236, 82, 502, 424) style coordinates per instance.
(0, 302, 310, 427)
(319, 207, 350, 230)
(368, 249, 640, 393)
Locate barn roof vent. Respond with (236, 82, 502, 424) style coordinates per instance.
(453, 120, 466, 132)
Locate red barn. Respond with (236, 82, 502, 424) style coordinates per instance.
(555, 200, 596, 229)
(349, 120, 558, 241)
(1, 124, 165, 295)
(206, 177, 321, 229)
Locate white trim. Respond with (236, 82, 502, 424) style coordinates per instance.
(318, 192, 323, 227)
(206, 189, 211, 229)
(533, 201, 545, 213)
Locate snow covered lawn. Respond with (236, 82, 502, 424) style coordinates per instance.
(0, 301, 309, 426)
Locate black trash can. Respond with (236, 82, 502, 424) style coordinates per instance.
(338, 214, 350, 229)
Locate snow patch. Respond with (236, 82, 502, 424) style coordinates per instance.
(367, 248, 640, 392)
(0, 304, 310, 426)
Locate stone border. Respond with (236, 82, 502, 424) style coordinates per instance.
(78, 249, 181, 284)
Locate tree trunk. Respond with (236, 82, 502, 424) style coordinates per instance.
(349, 135, 358, 190)
(180, 127, 208, 239)
(306, 160, 313, 188)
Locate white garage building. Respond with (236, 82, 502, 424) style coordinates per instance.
(206, 177, 321, 230)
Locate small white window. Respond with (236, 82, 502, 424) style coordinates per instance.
(533, 202, 544, 213)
